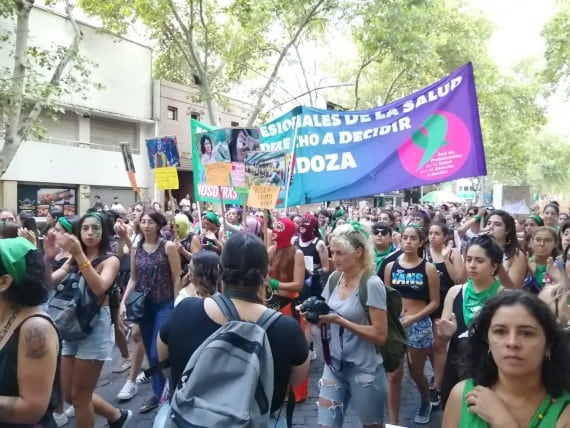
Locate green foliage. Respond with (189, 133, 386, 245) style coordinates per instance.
(542, 1, 570, 96)
(325, 0, 547, 184)
(79, 0, 337, 124)
(526, 132, 570, 192)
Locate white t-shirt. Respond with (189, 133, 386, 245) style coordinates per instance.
(179, 198, 191, 212)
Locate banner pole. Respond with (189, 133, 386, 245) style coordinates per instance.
(283, 125, 299, 213)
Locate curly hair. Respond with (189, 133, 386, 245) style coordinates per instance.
(329, 223, 374, 272)
(485, 210, 521, 260)
(463, 290, 570, 397)
(190, 251, 220, 297)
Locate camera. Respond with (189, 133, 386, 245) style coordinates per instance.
(299, 296, 330, 324)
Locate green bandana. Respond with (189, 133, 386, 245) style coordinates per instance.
(204, 212, 220, 227)
(57, 217, 73, 233)
(530, 215, 542, 224)
(85, 212, 103, 224)
(374, 245, 393, 272)
(463, 277, 501, 327)
(0, 237, 37, 284)
(348, 221, 369, 238)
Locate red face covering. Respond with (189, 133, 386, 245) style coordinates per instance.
(300, 213, 318, 241)
(273, 217, 296, 249)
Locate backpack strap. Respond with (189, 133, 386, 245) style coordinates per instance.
(327, 271, 342, 296)
(357, 270, 374, 317)
(256, 309, 281, 330)
(213, 293, 240, 321)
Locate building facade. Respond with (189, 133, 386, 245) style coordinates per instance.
(0, 6, 154, 216)
(154, 80, 251, 203)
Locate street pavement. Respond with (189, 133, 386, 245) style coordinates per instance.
(84, 346, 442, 428)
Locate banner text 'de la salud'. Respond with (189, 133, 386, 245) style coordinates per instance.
(191, 63, 486, 206)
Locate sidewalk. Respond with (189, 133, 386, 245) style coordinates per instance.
(89, 347, 442, 427)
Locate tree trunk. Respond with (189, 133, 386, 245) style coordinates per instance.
(1, 0, 83, 175)
(3, 0, 34, 151)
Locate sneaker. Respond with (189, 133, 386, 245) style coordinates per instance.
(429, 388, 442, 407)
(414, 402, 432, 424)
(112, 358, 131, 374)
(116, 380, 138, 401)
(309, 350, 317, 361)
(64, 406, 74, 418)
(136, 371, 151, 384)
(52, 412, 68, 427)
(139, 395, 159, 414)
(108, 409, 133, 428)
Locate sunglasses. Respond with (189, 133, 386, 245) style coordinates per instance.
(373, 229, 390, 236)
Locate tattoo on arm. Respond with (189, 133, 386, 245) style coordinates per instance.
(24, 322, 49, 359)
(0, 397, 17, 421)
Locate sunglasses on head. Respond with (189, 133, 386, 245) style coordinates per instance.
(373, 228, 389, 236)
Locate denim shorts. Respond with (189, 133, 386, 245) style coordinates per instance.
(406, 316, 433, 349)
(61, 306, 115, 361)
(318, 363, 387, 427)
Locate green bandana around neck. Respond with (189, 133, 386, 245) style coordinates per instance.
(0, 237, 37, 284)
(463, 277, 501, 327)
(374, 245, 393, 272)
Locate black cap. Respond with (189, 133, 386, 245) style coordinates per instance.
(372, 222, 392, 235)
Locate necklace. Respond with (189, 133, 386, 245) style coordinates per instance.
(0, 308, 20, 342)
(342, 270, 362, 287)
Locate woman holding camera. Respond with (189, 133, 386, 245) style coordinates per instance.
(307, 222, 388, 428)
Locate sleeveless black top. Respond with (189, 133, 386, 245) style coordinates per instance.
(295, 237, 322, 267)
(0, 314, 59, 428)
(426, 249, 455, 296)
(390, 258, 430, 302)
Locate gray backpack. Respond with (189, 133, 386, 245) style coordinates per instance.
(168, 293, 281, 428)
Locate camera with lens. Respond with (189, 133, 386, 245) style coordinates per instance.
(299, 296, 330, 324)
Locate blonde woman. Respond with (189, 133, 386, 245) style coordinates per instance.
(307, 222, 388, 428)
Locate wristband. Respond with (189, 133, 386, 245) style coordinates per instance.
(473, 215, 482, 221)
(79, 260, 91, 271)
(269, 278, 280, 291)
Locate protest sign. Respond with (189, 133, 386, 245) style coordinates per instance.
(146, 136, 180, 169)
(248, 185, 280, 210)
(205, 162, 231, 186)
(259, 63, 486, 206)
(155, 166, 179, 190)
(231, 162, 247, 192)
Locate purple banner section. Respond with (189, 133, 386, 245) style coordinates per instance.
(259, 63, 486, 205)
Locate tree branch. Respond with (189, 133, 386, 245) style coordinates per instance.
(353, 54, 379, 110)
(293, 41, 314, 106)
(16, 0, 83, 141)
(246, 0, 328, 126)
(198, 0, 208, 70)
(167, 0, 204, 78)
(383, 68, 406, 104)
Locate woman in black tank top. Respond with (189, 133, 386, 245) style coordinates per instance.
(426, 223, 466, 406)
(0, 239, 60, 428)
(435, 234, 503, 409)
(384, 225, 441, 425)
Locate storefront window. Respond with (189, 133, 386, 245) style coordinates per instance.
(18, 185, 77, 217)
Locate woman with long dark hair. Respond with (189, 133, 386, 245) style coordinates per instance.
(120, 209, 181, 414)
(443, 290, 570, 426)
(46, 212, 130, 428)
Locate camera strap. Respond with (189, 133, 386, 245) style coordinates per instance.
(320, 323, 344, 373)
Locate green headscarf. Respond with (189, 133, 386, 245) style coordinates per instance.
(57, 217, 73, 233)
(0, 237, 37, 284)
(204, 212, 220, 227)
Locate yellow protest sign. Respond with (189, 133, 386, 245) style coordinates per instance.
(155, 166, 179, 190)
(205, 162, 231, 187)
(248, 185, 280, 210)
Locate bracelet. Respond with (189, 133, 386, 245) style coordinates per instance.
(269, 278, 280, 291)
(79, 260, 91, 271)
(473, 215, 482, 221)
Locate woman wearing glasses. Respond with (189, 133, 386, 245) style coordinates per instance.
(372, 222, 395, 274)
